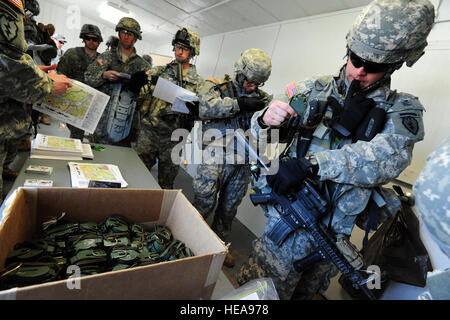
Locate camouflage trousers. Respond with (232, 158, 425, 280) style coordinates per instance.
(237, 231, 339, 300)
(0, 135, 28, 203)
(67, 123, 84, 141)
(134, 117, 180, 189)
(192, 163, 250, 241)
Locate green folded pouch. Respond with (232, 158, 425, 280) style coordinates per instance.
(78, 222, 101, 234)
(5, 239, 60, 265)
(103, 232, 130, 247)
(109, 246, 140, 264)
(0, 262, 62, 290)
(158, 240, 194, 262)
(43, 221, 79, 239)
(68, 233, 104, 252)
(145, 225, 173, 254)
(69, 249, 108, 265)
(102, 215, 130, 234)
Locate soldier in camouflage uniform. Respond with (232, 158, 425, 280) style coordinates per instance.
(237, 0, 435, 299)
(0, 0, 71, 203)
(142, 54, 153, 68)
(57, 24, 103, 140)
(84, 17, 151, 147)
(413, 137, 450, 258)
(192, 49, 272, 266)
(134, 28, 203, 189)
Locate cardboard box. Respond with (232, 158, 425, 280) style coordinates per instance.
(0, 188, 227, 300)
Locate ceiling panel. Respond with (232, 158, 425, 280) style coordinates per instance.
(254, 0, 309, 21)
(164, 0, 225, 14)
(226, 0, 279, 26)
(41, 0, 374, 48)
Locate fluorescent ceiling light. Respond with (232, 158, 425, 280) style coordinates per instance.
(98, 1, 133, 25)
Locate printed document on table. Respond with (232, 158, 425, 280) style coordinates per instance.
(152, 77, 198, 114)
(33, 79, 110, 134)
(68, 162, 128, 188)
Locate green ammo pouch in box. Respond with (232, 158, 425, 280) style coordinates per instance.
(102, 215, 130, 234)
(5, 239, 59, 265)
(78, 222, 102, 234)
(145, 226, 173, 254)
(69, 249, 108, 266)
(109, 246, 141, 264)
(67, 233, 104, 252)
(0, 261, 62, 290)
(103, 232, 130, 247)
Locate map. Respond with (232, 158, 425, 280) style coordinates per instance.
(43, 85, 93, 119)
(47, 136, 78, 150)
(78, 164, 117, 181)
(33, 79, 110, 134)
(68, 162, 128, 188)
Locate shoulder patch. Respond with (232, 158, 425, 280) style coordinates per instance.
(0, 15, 19, 42)
(401, 116, 419, 135)
(97, 58, 105, 66)
(286, 82, 300, 99)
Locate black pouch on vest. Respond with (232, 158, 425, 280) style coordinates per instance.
(354, 107, 386, 142)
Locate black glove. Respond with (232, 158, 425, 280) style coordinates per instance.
(328, 80, 374, 137)
(150, 75, 159, 85)
(237, 96, 266, 112)
(186, 101, 199, 118)
(267, 158, 315, 194)
(127, 71, 148, 94)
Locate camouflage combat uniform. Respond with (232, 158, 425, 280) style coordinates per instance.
(57, 46, 100, 140)
(192, 76, 272, 240)
(237, 0, 435, 300)
(84, 47, 150, 146)
(413, 137, 450, 258)
(0, 0, 54, 202)
(134, 62, 203, 189)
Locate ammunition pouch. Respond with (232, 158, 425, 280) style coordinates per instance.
(0, 214, 194, 290)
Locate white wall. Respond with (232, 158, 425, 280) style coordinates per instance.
(188, 5, 450, 237)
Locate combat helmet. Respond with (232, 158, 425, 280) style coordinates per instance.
(106, 35, 119, 50)
(24, 0, 39, 17)
(233, 48, 272, 85)
(346, 0, 435, 67)
(115, 17, 142, 40)
(80, 24, 103, 43)
(172, 28, 200, 56)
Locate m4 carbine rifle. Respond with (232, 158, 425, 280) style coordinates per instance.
(250, 175, 376, 300)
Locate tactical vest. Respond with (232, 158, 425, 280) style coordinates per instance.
(283, 76, 404, 237)
(105, 82, 136, 143)
(104, 55, 140, 143)
(201, 77, 257, 139)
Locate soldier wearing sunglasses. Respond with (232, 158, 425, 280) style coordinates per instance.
(237, 0, 435, 300)
(57, 24, 103, 140)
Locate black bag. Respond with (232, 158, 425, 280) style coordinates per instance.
(363, 203, 433, 287)
(339, 197, 433, 299)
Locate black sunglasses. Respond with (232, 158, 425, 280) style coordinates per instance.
(349, 51, 391, 73)
(84, 36, 99, 42)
